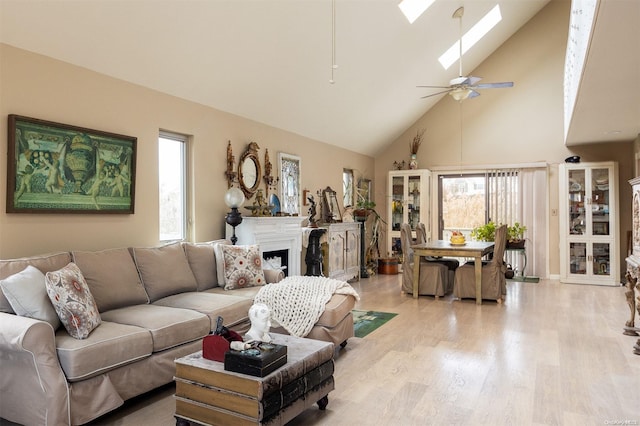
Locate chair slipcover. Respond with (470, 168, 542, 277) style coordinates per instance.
(400, 224, 448, 297)
(453, 224, 508, 302)
(416, 223, 459, 294)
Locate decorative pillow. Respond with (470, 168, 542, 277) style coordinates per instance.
(183, 240, 230, 291)
(0, 252, 72, 314)
(45, 262, 101, 339)
(72, 248, 149, 312)
(0, 265, 61, 329)
(219, 244, 266, 290)
(131, 242, 198, 302)
(213, 241, 231, 287)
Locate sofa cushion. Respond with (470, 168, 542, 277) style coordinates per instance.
(45, 263, 101, 339)
(131, 242, 198, 302)
(56, 320, 153, 382)
(100, 304, 209, 352)
(0, 265, 61, 329)
(154, 291, 256, 331)
(72, 248, 149, 312)
(0, 252, 71, 314)
(182, 240, 229, 291)
(219, 244, 266, 290)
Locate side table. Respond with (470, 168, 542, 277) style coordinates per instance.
(505, 247, 527, 278)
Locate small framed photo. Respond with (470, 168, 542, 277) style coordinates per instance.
(7, 115, 136, 214)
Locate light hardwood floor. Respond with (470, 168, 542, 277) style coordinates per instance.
(19, 274, 640, 425)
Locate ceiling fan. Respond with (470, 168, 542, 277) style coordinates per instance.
(418, 6, 513, 101)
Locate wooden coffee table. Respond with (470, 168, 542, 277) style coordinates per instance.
(174, 333, 335, 426)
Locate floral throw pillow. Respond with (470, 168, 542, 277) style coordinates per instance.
(220, 244, 266, 290)
(45, 262, 101, 339)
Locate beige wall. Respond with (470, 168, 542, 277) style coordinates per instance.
(374, 0, 634, 278)
(0, 44, 374, 258)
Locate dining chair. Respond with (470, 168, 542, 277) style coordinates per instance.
(416, 223, 459, 294)
(400, 223, 448, 297)
(453, 224, 507, 302)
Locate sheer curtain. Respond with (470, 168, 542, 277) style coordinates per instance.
(488, 167, 547, 278)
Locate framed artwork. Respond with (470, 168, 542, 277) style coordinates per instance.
(321, 186, 342, 223)
(343, 168, 354, 207)
(278, 152, 301, 215)
(7, 115, 136, 214)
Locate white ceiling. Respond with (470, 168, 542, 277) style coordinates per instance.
(1, 0, 638, 156)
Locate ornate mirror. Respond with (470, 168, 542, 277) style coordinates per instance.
(321, 186, 342, 223)
(238, 142, 262, 199)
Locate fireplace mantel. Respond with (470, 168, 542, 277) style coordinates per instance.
(225, 216, 307, 276)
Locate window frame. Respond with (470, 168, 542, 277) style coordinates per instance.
(158, 130, 190, 242)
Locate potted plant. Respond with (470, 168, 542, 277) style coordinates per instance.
(354, 199, 376, 219)
(507, 222, 527, 249)
(470, 221, 497, 242)
(353, 175, 375, 219)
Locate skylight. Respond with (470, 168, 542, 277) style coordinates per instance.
(563, 0, 598, 142)
(398, 0, 436, 24)
(438, 5, 503, 70)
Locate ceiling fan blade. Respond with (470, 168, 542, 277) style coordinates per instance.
(421, 89, 453, 99)
(473, 82, 514, 89)
(467, 76, 482, 85)
(416, 85, 451, 89)
(449, 76, 468, 86)
(468, 90, 481, 99)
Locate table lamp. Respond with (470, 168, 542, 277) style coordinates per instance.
(225, 187, 245, 245)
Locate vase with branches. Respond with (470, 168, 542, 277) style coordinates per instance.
(409, 128, 425, 170)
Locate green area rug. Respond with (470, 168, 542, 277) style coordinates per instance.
(352, 310, 398, 338)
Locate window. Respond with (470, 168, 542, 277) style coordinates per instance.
(436, 166, 547, 278)
(438, 174, 487, 239)
(158, 131, 188, 241)
(438, 170, 520, 240)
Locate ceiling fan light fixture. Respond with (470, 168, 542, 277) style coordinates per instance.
(449, 87, 472, 101)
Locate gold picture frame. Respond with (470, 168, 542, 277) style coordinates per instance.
(7, 115, 136, 214)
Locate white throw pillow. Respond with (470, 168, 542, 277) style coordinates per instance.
(213, 241, 231, 287)
(0, 265, 61, 329)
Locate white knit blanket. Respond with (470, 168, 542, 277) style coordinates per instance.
(254, 276, 360, 338)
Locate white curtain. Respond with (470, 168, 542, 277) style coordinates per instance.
(487, 168, 547, 278)
(520, 167, 548, 278)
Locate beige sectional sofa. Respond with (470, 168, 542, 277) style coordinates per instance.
(0, 240, 356, 426)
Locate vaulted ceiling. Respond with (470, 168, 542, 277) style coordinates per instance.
(1, 0, 638, 156)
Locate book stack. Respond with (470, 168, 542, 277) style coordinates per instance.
(174, 334, 335, 425)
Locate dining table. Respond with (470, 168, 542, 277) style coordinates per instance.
(411, 240, 495, 305)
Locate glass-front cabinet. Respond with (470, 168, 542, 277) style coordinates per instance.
(559, 162, 619, 286)
(387, 170, 430, 258)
